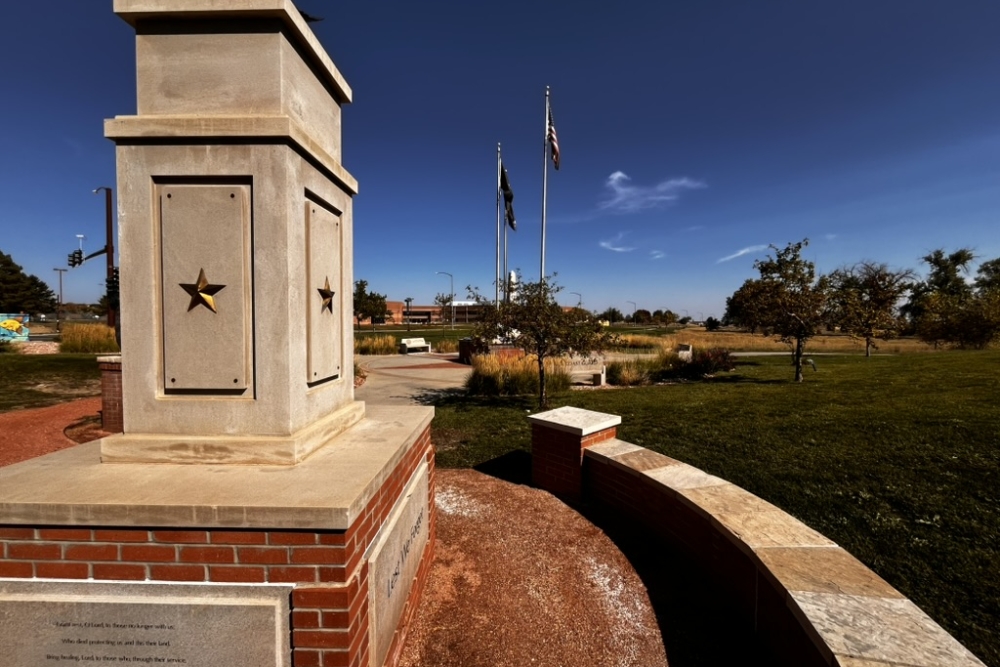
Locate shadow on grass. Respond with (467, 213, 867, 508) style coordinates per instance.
(702, 375, 786, 385)
(429, 391, 536, 411)
(412, 387, 467, 406)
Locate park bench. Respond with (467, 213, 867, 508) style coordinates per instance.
(399, 337, 431, 354)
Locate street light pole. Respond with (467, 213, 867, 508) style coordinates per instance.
(404, 297, 413, 332)
(93, 187, 116, 330)
(52, 268, 67, 331)
(627, 300, 637, 326)
(436, 271, 454, 330)
(569, 291, 582, 308)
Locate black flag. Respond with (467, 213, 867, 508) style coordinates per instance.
(500, 162, 516, 230)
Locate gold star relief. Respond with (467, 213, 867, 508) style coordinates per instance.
(317, 277, 336, 314)
(179, 268, 226, 313)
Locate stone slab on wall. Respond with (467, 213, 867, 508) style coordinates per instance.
(0, 580, 292, 667)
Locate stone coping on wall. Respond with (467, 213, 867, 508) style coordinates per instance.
(0, 405, 432, 531)
(584, 440, 986, 667)
(529, 405, 622, 437)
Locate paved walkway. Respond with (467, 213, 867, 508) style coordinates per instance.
(355, 353, 470, 405)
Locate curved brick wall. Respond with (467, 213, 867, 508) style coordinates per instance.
(529, 407, 985, 667)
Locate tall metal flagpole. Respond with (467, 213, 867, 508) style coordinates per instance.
(540, 86, 550, 283)
(504, 203, 509, 298)
(496, 143, 502, 306)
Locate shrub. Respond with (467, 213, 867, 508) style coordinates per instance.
(354, 335, 397, 355)
(611, 334, 667, 352)
(435, 339, 459, 353)
(681, 348, 736, 378)
(606, 348, 736, 384)
(606, 358, 660, 386)
(59, 323, 119, 354)
(465, 353, 570, 396)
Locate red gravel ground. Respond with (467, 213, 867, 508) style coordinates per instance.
(400, 470, 668, 667)
(1, 399, 670, 666)
(0, 397, 109, 467)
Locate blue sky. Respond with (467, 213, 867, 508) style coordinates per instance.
(3, 2, 1000, 319)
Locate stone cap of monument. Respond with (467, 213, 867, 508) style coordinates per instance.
(113, 0, 351, 104)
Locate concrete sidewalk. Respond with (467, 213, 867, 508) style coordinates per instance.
(354, 353, 470, 405)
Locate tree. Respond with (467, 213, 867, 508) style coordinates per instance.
(902, 248, 974, 328)
(633, 309, 652, 325)
(974, 258, 1000, 294)
(748, 240, 828, 382)
(472, 277, 617, 409)
(652, 309, 678, 326)
(353, 280, 387, 331)
(724, 279, 768, 333)
(704, 316, 722, 332)
(0, 250, 56, 315)
(825, 262, 914, 357)
(434, 292, 453, 325)
(597, 307, 623, 324)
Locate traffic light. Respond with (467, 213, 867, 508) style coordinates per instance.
(106, 267, 120, 311)
(67, 250, 83, 267)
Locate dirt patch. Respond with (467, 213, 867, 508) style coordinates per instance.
(400, 470, 668, 667)
(0, 397, 103, 467)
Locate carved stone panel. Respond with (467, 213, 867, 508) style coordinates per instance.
(159, 183, 253, 393)
(305, 199, 341, 385)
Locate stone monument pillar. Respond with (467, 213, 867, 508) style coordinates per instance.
(0, 4, 435, 667)
(102, 0, 363, 465)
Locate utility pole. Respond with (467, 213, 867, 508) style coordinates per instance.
(94, 187, 116, 329)
(52, 268, 67, 331)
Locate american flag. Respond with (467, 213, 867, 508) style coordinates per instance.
(547, 107, 560, 170)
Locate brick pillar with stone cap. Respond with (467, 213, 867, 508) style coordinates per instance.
(529, 406, 621, 501)
(97, 355, 123, 433)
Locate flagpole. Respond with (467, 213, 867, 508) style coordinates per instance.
(496, 143, 501, 306)
(540, 86, 549, 283)
(504, 209, 509, 298)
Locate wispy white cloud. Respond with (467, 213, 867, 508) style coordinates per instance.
(824, 233, 838, 241)
(717, 244, 768, 263)
(650, 250, 665, 260)
(599, 172, 705, 213)
(599, 232, 635, 253)
(683, 225, 705, 232)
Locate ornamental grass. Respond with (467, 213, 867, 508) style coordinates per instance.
(465, 353, 571, 397)
(58, 323, 119, 354)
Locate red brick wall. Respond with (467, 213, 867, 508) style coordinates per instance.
(531, 423, 616, 501)
(98, 358, 123, 433)
(582, 454, 824, 667)
(0, 427, 435, 667)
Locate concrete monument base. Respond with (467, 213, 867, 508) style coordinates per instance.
(0, 405, 436, 667)
(100, 400, 366, 465)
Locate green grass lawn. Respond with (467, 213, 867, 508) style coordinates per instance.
(432, 352, 1000, 666)
(0, 354, 101, 412)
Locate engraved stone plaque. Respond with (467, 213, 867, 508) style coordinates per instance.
(305, 200, 342, 385)
(159, 183, 253, 393)
(0, 580, 292, 667)
(367, 462, 430, 667)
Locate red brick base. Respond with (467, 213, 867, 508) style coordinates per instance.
(0, 428, 435, 667)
